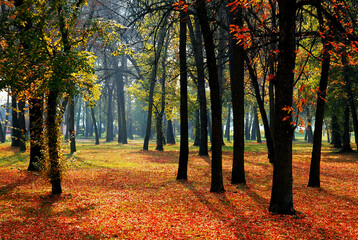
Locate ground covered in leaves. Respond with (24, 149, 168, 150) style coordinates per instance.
(0, 140, 357, 239)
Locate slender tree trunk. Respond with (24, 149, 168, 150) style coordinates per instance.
(106, 80, 114, 142)
(254, 105, 262, 143)
(91, 107, 99, 145)
(98, 96, 102, 138)
(18, 100, 26, 152)
(143, 23, 167, 150)
(228, 3, 245, 184)
(177, 8, 189, 180)
(341, 104, 353, 152)
(196, 0, 225, 192)
(225, 105, 231, 142)
(331, 115, 342, 148)
(308, 22, 331, 187)
(269, 0, 296, 215)
(11, 93, 20, 147)
(68, 96, 76, 154)
(193, 107, 200, 146)
(188, 16, 208, 156)
(28, 97, 43, 171)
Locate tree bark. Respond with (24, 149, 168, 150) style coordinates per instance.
(225, 104, 231, 142)
(227, 4, 246, 185)
(106, 79, 114, 142)
(166, 118, 176, 144)
(269, 0, 296, 215)
(143, 22, 167, 150)
(341, 104, 353, 152)
(177, 8, 189, 180)
(331, 115, 342, 148)
(47, 90, 62, 195)
(308, 18, 331, 187)
(28, 97, 43, 171)
(196, 0, 225, 192)
(91, 106, 100, 145)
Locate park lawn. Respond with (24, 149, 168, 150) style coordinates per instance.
(0, 140, 357, 239)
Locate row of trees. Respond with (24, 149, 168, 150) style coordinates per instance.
(1, 0, 357, 215)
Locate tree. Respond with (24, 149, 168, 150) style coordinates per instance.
(269, 0, 296, 214)
(195, 0, 225, 192)
(177, 6, 189, 180)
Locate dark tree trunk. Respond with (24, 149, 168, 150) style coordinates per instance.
(156, 35, 170, 151)
(306, 108, 313, 143)
(196, 0, 225, 192)
(245, 57, 274, 160)
(188, 16, 208, 156)
(143, 23, 167, 150)
(228, 4, 245, 184)
(177, 8, 189, 180)
(98, 96, 102, 138)
(11, 93, 20, 147)
(342, 49, 358, 151)
(269, 0, 296, 215)
(225, 104, 231, 142)
(127, 93, 133, 140)
(47, 90, 62, 195)
(193, 108, 200, 146)
(18, 100, 26, 152)
(69, 96, 76, 154)
(254, 106, 262, 143)
(115, 55, 128, 144)
(245, 114, 250, 140)
(251, 107, 257, 141)
(91, 107, 100, 145)
(28, 97, 43, 171)
(106, 80, 114, 142)
(166, 118, 176, 144)
(308, 19, 331, 187)
(341, 104, 353, 152)
(331, 115, 342, 148)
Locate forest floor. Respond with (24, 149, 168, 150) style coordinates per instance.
(0, 140, 357, 239)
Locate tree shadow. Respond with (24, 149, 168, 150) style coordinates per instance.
(0, 170, 39, 195)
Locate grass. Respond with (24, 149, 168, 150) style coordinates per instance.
(0, 139, 357, 239)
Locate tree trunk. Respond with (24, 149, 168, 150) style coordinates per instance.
(342, 49, 358, 151)
(143, 23, 167, 150)
(308, 19, 331, 187)
(18, 100, 26, 152)
(166, 118, 176, 144)
(188, 16, 208, 156)
(106, 80, 114, 142)
(196, 0, 225, 192)
(28, 97, 43, 171)
(245, 57, 274, 161)
(228, 4, 246, 184)
(11, 93, 20, 147)
(91, 106, 100, 145)
(193, 108, 200, 146)
(68, 96, 76, 154)
(331, 115, 342, 148)
(341, 104, 353, 152)
(47, 90, 62, 195)
(225, 104, 231, 142)
(156, 35, 170, 151)
(269, 0, 296, 215)
(177, 8, 189, 180)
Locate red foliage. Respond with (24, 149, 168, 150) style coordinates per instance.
(0, 143, 357, 239)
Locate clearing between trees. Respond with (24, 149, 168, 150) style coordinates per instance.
(0, 141, 357, 239)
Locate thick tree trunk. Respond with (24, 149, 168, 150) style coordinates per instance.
(196, 0, 225, 192)
(342, 50, 358, 151)
(47, 90, 62, 195)
(177, 8, 189, 180)
(269, 0, 296, 215)
(308, 23, 331, 187)
(28, 97, 43, 171)
(228, 4, 246, 184)
(193, 108, 200, 146)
